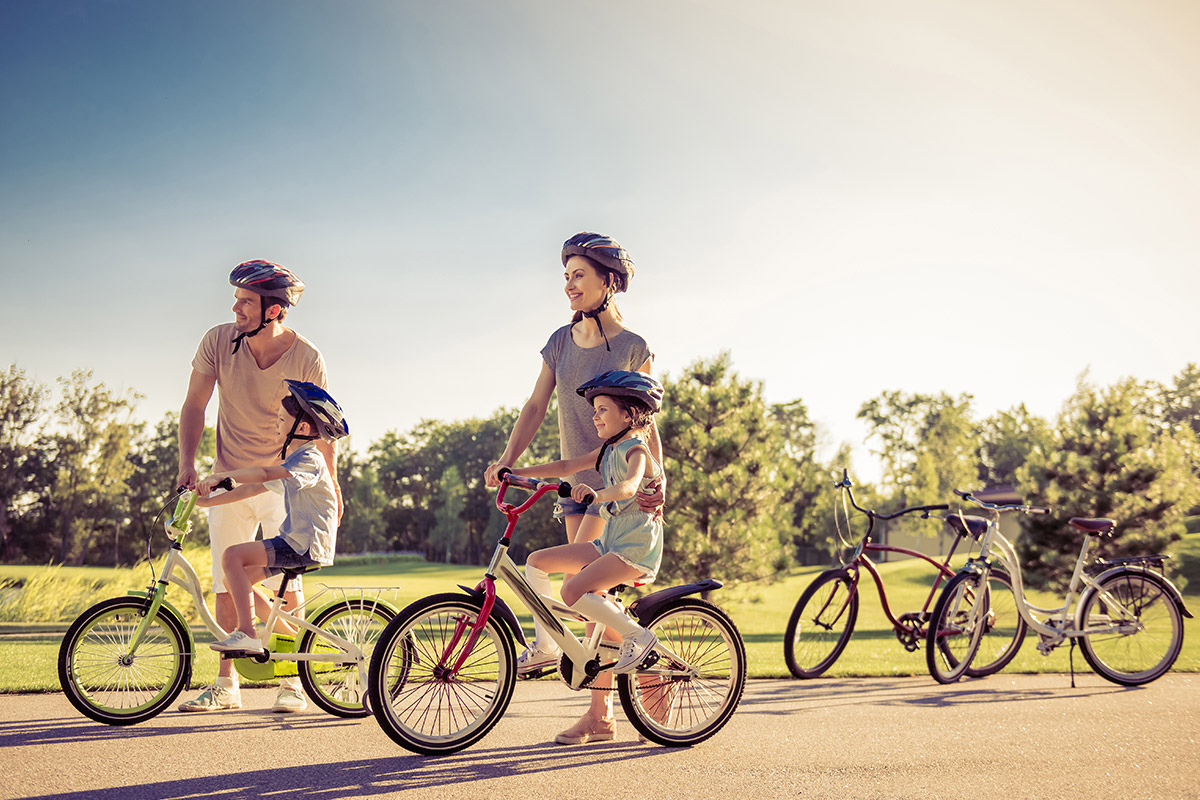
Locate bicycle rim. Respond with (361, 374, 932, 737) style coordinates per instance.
(298, 600, 394, 717)
(1078, 571, 1184, 686)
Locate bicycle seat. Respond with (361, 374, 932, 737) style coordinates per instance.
(282, 565, 322, 577)
(945, 515, 989, 539)
(1069, 517, 1115, 535)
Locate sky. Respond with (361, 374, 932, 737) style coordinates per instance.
(2, 0, 1197, 482)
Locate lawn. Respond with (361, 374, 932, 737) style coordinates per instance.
(5, 546, 1199, 695)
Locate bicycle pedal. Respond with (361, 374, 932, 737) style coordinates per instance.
(638, 651, 660, 670)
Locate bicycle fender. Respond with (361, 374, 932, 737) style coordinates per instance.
(124, 590, 197, 652)
(628, 579, 724, 623)
(1089, 566, 1193, 619)
(457, 585, 527, 646)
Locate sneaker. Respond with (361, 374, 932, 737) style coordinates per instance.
(210, 630, 265, 654)
(178, 685, 242, 712)
(554, 711, 616, 745)
(517, 643, 560, 675)
(613, 628, 658, 673)
(272, 686, 307, 713)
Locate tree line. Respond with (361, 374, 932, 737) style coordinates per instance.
(2, 359, 1197, 590)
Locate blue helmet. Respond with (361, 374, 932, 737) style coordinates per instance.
(576, 370, 663, 413)
(283, 380, 350, 442)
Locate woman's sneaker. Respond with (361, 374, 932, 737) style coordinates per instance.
(613, 628, 658, 673)
(517, 643, 560, 675)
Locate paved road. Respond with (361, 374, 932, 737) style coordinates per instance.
(3, 674, 1197, 800)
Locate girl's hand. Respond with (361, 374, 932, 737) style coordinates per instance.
(196, 474, 231, 497)
(572, 483, 597, 504)
(484, 461, 511, 488)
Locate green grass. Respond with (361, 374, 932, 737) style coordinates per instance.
(3, 552, 1197, 693)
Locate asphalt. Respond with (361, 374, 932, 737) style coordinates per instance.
(3, 674, 1198, 800)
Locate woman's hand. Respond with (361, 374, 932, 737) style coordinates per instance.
(484, 461, 512, 488)
(636, 477, 666, 519)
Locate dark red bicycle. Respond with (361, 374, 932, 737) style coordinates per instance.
(784, 471, 1026, 679)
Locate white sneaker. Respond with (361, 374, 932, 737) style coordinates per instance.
(613, 628, 658, 673)
(517, 643, 560, 674)
(178, 685, 242, 712)
(272, 686, 307, 713)
(210, 630, 265, 654)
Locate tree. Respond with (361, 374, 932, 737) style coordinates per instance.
(771, 399, 834, 565)
(336, 445, 390, 554)
(0, 365, 49, 561)
(44, 370, 141, 565)
(658, 353, 792, 587)
(976, 404, 1053, 488)
(1016, 376, 1200, 589)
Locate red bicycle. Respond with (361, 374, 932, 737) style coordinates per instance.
(367, 472, 747, 755)
(784, 471, 1026, 679)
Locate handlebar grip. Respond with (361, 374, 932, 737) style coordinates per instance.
(953, 489, 971, 499)
(558, 481, 594, 506)
(1028, 506, 1051, 515)
(216, 477, 234, 492)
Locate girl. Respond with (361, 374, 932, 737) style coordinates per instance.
(509, 370, 665, 744)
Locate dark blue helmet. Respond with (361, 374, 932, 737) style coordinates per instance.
(283, 380, 349, 441)
(576, 370, 663, 413)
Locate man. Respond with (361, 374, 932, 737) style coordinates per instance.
(176, 259, 342, 713)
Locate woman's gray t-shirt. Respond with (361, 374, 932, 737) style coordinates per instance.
(541, 324, 653, 487)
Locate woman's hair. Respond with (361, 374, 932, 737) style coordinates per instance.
(568, 255, 624, 325)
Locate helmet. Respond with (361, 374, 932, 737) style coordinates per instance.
(230, 260, 305, 307)
(576, 370, 663, 413)
(561, 232, 635, 293)
(283, 380, 350, 442)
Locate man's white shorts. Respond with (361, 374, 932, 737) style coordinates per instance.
(207, 491, 291, 593)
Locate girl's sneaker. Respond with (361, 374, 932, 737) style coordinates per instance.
(517, 643, 560, 674)
(613, 628, 657, 673)
(210, 630, 265, 654)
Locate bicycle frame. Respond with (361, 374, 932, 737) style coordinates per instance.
(448, 475, 695, 689)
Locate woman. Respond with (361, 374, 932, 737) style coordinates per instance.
(484, 232, 665, 743)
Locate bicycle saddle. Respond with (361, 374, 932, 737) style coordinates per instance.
(1069, 517, 1115, 535)
(944, 515, 989, 539)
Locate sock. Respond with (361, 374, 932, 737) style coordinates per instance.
(216, 675, 237, 691)
(279, 676, 301, 691)
(524, 564, 558, 652)
(569, 592, 643, 639)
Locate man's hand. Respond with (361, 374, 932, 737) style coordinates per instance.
(637, 478, 666, 520)
(176, 463, 198, 491)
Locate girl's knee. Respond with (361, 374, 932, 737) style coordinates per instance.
(561, 578, 588, 606)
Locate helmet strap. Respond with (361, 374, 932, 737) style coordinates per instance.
(231, 296, 281, 355)
(280, 412, 318, 458)
(582, 293, 613, 352)
(594, 425, 632, 472)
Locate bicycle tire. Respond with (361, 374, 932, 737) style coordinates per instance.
(964, 570, 1027, 678)
(618, 598, 746, 747)
(297, 599, 395, 718)
(1077, 569, 1184, 686)
(368, 593, 516, 755)
(783, 569, 858, 679)
(927, 570, 988, 684)
(58, 596, 192, 725)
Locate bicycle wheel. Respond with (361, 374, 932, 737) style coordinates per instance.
(368, 593, 516, 755)
(783, 569, 858, 679)
(297, 599, 395, 718)
(1077, 570, 1184, 686)
(964, 570, 1027, 678)
(927, 571, 988, 684)
(618, 598, 746, 747)
(58, 596, 191, 725)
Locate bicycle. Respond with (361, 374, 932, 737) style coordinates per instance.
(784, 471, 1027, 680)
(58, 485, 400, 725)
(926, 489, 1192, 685)
(367, 471, 747, 755)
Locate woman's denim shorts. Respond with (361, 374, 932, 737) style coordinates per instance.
(552, 497, 602, 520)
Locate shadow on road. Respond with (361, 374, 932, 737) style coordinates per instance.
(16, 741, 673, 800)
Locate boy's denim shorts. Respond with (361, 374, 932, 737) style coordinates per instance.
(263, 536, 319, 576)
(553, 497, 602, 520)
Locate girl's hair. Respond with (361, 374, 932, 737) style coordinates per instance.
(568, 255, 624, 325)
(281, 395, 318, 431)
(607, 395, 654, 429)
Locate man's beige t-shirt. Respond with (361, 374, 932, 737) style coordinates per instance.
(192, 323, 328, 473)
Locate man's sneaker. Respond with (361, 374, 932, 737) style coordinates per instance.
(178, 685, 242, 712)
(554, 710, 616, 745)
(272, 686, 307, 713)
(516, 644, 560, 675)
(210, 630, 265, 654)
(613, 628, 658, 673)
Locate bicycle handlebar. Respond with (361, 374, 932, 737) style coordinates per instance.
(954, 489, 1050, 514)
(834, 469, 947, 519)
(496, 468, 593, 506)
